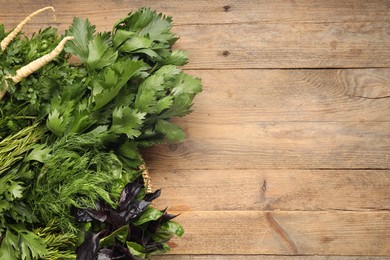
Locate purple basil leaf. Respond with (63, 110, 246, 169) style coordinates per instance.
(97, 249, 113, 260)
(144, 242, 166, 253)
(144, 189, 161, 202)
(106, 210, 127, 230)
(117, 177, 144, 212)
(161, 211, 179, 223)
(128, 224, 145, 245)
(141, 230, 151, 246)
(74, 201, 111, 222)
(76, 208, 107, 222)
(76, 231, 104, 260)
(122, 200, 150, 222)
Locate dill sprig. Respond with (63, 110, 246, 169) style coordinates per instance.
(35, 220, 77, 260)
(0, 123, 44, 175)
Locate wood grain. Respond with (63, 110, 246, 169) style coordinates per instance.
(182, 69, 390, 123)
(164, 211, 390, 255)
(173, 22, 390, 69)
(1, 1, 389, 258)
(142, 121, 390, 170)
(152, 256, 390, 260)
(0, 0, 388, 26)
(150, 170, 390, 211)
(0, 1, 389, 69)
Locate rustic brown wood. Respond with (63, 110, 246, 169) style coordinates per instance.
(150, 169, 390, 211)
(163, 211, 390, 255)
(142, 121, 390, 170)
(0, 1, 389, 68)
(1, 0, 389, 27)
(153, 256, 390, 260)
(1, 1, 389, 258)
(173, 22, 390, 69)
(181, 69, 390, 123)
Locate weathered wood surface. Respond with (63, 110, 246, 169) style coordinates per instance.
(1, 0, 389, 258)
(160, 211, 390, 255)
(150, 170, 390, 211)
(143, 122, 390, 170)
(2, 0, 389, 26)
(182, 69, 390, 123)
(153, 257, 390, 260)
(0, 1, 389, 68)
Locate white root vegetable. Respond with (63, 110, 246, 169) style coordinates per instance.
(11, 36, 74, 84)
(0, 36, 74, 100)
(1, 6, 55, 51)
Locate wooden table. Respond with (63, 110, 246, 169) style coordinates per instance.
(1, 0, 389, 259)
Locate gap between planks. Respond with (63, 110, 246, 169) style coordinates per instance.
(152, 255, 390, 259)
(162, 211, 390, 255)
(148, 169, 390, 212)
(1, 3, 390, 69)
(1, 0, 389, 26)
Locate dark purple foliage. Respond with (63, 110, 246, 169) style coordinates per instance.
(76, 231, 106, 260)
(74, 176, 175, 259)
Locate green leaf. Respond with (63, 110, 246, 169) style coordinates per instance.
(126, 242, 146, 258)
(46, 109, 66, 137)
(112, 29, 134, 48)
(156, 96, 173, 113)
(137, 9, 176, 43)
(134, 89, 157, 113)
(68, 101, 97, 134)
(161, 50, 188, 66)
(86, 34, 118, 70)
(114, 8, 176, 42)
(155, 119, 185, 142)
(151, 221, 184, 242)
(18, 229, 49, 260)
(134, 48, 159, 59)
(92, 60, 143, 110)
(65, 17, 96, 61)
(5, 181, 24, 201)
(24, 145, 51, 163)
(0, 229, 19, 260)
(133, 207, 163, 226)
(134, 65, 180, 113)
(172, 73, 202, 96)
(0, 199, 11, 213)
(117, 140, 142, 161)
(119, 35, 152, 53)
(161, 221, 184, 237)
(46, 100, 75, 137)
(99, 225, 129, 247)
(159, 94, 194, 119)
(4, 226, 49, 260)
(110, 107, 146, 138)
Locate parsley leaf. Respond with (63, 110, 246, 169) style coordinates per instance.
(110, 106, 146, 138)
(65, 17, 95, 61)
(86, 33, 118, 70)
(155, 119, 185, 142)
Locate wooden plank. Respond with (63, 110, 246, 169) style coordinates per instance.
(141, 122, 390, 170)
(182, 69, 390, 123)
(164, 211, 390, 255)
(0, 0, 389, 27)
(173, 23, 390, 69)
(0, 2, 389, 68)
(150, 170, 390, 212)
(152, 256, 390, 260)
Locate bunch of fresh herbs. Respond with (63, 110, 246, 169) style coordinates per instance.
(0, 7, 201, 259)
